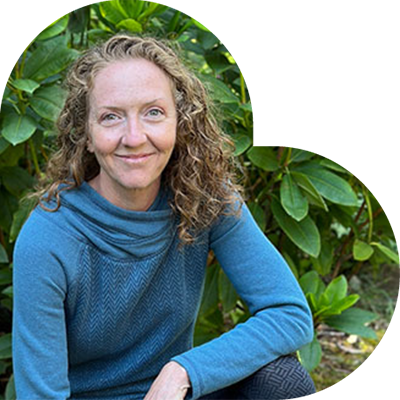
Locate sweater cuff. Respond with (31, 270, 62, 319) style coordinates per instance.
(170, 354, 202, 400)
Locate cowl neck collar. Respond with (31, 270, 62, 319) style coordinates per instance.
(55, 182, 176, 259)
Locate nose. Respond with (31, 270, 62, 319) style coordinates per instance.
(121, 116, 147, 148)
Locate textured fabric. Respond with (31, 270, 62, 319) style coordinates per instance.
(12, 182, 313, 400)
(198, 356, 316, 400)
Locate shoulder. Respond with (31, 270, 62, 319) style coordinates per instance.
(14, 204, 83, 263)
(13, 205, 86, 294)
(209, 196, 251, 244)
(21, 203, 80, 240)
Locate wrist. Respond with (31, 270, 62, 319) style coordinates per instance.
(166, 361, 191, 387)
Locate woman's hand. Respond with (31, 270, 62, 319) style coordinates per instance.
(144, 361, 191, 400)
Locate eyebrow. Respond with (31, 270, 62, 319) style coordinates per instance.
(95, 98, 167, 110)
(144, 98, 166, 106)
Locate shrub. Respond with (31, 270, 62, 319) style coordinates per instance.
(0, 1, 398, 397)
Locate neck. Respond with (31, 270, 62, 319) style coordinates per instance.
(88, 174, 160, 212)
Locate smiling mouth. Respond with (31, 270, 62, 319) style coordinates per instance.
(115, 153, 154, 163)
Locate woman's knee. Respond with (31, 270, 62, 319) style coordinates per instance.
(235, 355, 316, 399)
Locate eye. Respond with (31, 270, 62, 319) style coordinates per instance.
(147, 108, 164, 118)
(102, 113, 119, 122)
(100, 113, 122, 126)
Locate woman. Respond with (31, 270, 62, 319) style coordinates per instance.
(12, 35, 316, 400)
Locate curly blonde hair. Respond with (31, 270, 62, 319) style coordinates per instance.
(35, 34, 243, 244)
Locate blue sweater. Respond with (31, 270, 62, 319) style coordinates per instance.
(12, 182, 313, 400)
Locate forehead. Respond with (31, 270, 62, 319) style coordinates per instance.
(89, 58, 174, 106)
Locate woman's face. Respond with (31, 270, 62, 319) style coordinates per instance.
(87, 58, 177, 201)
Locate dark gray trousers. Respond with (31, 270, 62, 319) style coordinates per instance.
(198, 355, 316, 400)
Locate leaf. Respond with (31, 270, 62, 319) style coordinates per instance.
(271, 198, 321, 257)
(328, 294, 360, 315)
(299, 271, 325, 315)
(119, 0, 142, 18)
(219, 269, 238, 313)
(10, 198, 36, 242)
(0, 187, 19, 232)
(282, 252, 299, 279)
(319, 158, 351, 175)
(370, 242, 399, 264)
(138, 2, 167, 21)
(2, 113, 37, 146)
(247, 147, 279, 172)
(316, 293, 331, 309)
(35, 14, 70, 41)
(232, 134, 251, 156)
(317, 293, 359, 318)
(298, 334, 322, 372)
(192, 17, 209, 31)
(5, 374, 16, 400)
(311, 241, 333, 276)
(1, 286, 14, 299)
(289, 148, 314, 163)
(116, 18, 143, 32)
(330, 204, 358, 232)
(299, 271, 325, 299)
(306, 293, 319, 313)
(291, 171, 328, 211)
(324, 275, 347, 304)
(0, 268, 13, 286)
(199, 264, 220, 317)
(201, 75, 239, 104)
(205, 52, 232, 74)
(353, 239, 374, 261)
(0, 244, 8, 263)
(240, 103, 252, 113)
(100, 0, 129, 24)
(325, 308, 378, 339)
(280, 174, 308, 221)
(11, 79, 40, 94)
(29, 85, 67, 122)
(0, 166, 34, 196)
(248, 202, 266, 232)
(0, 137, 10, 155)
(293, 164, 358, 206)
(0, 333, 12, 360)
(193, 324, 219, 347)
(24, 36, 79, 82)
(167, 10, 181, 33)
(68, 7, 91, 34)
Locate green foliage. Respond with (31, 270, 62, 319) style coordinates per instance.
(0, 1, 398, 396)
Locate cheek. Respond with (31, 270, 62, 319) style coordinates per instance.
(166, 133, 177, 153)
(154, 127, 176, 154)
(90, 128, 119, 154)
(94, 137, 116, 154)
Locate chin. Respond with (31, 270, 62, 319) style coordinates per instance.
(119, 178, 159, 192)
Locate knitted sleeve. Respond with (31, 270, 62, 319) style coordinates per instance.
(12, 211, 78, 400)
(171, 202, 314, 399)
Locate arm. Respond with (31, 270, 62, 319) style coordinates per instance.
(12, 214, 71, 400)
(171, 202, 313, 399)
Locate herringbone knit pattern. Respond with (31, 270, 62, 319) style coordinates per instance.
(199, 356, 316, 399)
(13, 182, 314, 400)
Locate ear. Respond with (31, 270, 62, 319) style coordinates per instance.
(87, 138, 94, 153)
